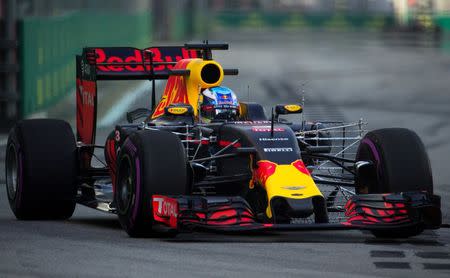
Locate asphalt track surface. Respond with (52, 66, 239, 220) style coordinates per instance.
(1, 32, 450, 277)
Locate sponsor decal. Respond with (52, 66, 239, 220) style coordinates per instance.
(252, 160, 277, 188)
(292, 160, 311, 176)
(282, 186, 306, 190)
(153, 196, 178, 218)
(258, 137, 289, 141)
(76, 79, 96, 146)
(263, 147, 293, 152)
(152, 195, 179, 229)
(284, 104, 302, 112)
(80, 59, 91, 76)
(78, 84, 95, 107)
(95, 47, 199, 73)
(167, 107, 188, 115)
(252, 126, 285, 132)
(215, 104, 235, 109)
(230, 121, 272, 124)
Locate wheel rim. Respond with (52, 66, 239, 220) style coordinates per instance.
(6, 144, 18, 200)
(117, 155, 134, 214)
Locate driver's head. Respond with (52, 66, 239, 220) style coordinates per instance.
(200, 86, 239, 122)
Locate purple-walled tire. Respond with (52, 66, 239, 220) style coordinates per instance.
(115, 130, 188, 237)
(356, 128, 433, 194)
(356, 128, 433, 238)
(5, 119, 77, 220)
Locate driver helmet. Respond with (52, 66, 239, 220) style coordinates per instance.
(200, 86, 239, 122)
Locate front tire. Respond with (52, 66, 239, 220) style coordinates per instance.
(356, 128, 433, 238)
(115, 130, 188, 237)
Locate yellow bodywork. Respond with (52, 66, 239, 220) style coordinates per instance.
(151, 58, 224, 119)
(185, 59, 223, 116)
(284, 104, 302, 112)
(251, 160, 323, 219)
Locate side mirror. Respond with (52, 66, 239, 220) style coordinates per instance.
(275, 104, 303, 115)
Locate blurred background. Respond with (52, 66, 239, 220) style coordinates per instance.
(1, 0, 450, 128)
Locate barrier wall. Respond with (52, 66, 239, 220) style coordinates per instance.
(19, 11, 151, 117)
(435, 14, 450, 31)
(211, 12, 396, 31)
(434, 14, 450, 54)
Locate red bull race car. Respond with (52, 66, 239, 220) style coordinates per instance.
(5, 42, 442, 238)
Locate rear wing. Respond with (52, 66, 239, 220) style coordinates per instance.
(77, 46, 201, 81)
(76, 45, 201, 169)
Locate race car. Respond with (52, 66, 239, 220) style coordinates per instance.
(5, 41, 442, 238)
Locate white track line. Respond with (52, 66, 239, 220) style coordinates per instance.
(98, 81, 161, 128)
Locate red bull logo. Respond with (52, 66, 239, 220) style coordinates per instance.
(250, 159, 312, 189)
(251, 160, 277, 189)
(94, 47, 199, 73)
(292, 160, 311, 176)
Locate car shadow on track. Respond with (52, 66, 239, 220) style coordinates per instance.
(69, 217, 122, 230)
(163, 230, 444, 245)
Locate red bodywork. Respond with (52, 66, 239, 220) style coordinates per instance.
(151, 192, 441, 233)
(151, 59, 193, 118)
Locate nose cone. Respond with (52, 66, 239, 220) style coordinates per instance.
(271, 196, 314, 223)
(251, 159, 323, 219)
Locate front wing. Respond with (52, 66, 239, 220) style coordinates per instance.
(152, 192, 441, 233)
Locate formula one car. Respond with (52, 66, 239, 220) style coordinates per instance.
(5, 42, 441, 238)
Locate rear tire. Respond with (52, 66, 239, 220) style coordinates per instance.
(5, 119, 77, 220)
(115, 130, 188, 237)
(356, 128, 433, 238)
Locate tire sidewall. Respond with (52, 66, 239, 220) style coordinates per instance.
(5, 128, 24, 214)
(115, 130, 188, 237)
(116, 137, 151, 236)
(356, 135, 386, 193)
(5, 119, 77, 219)
(357, 129, 433, 194)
